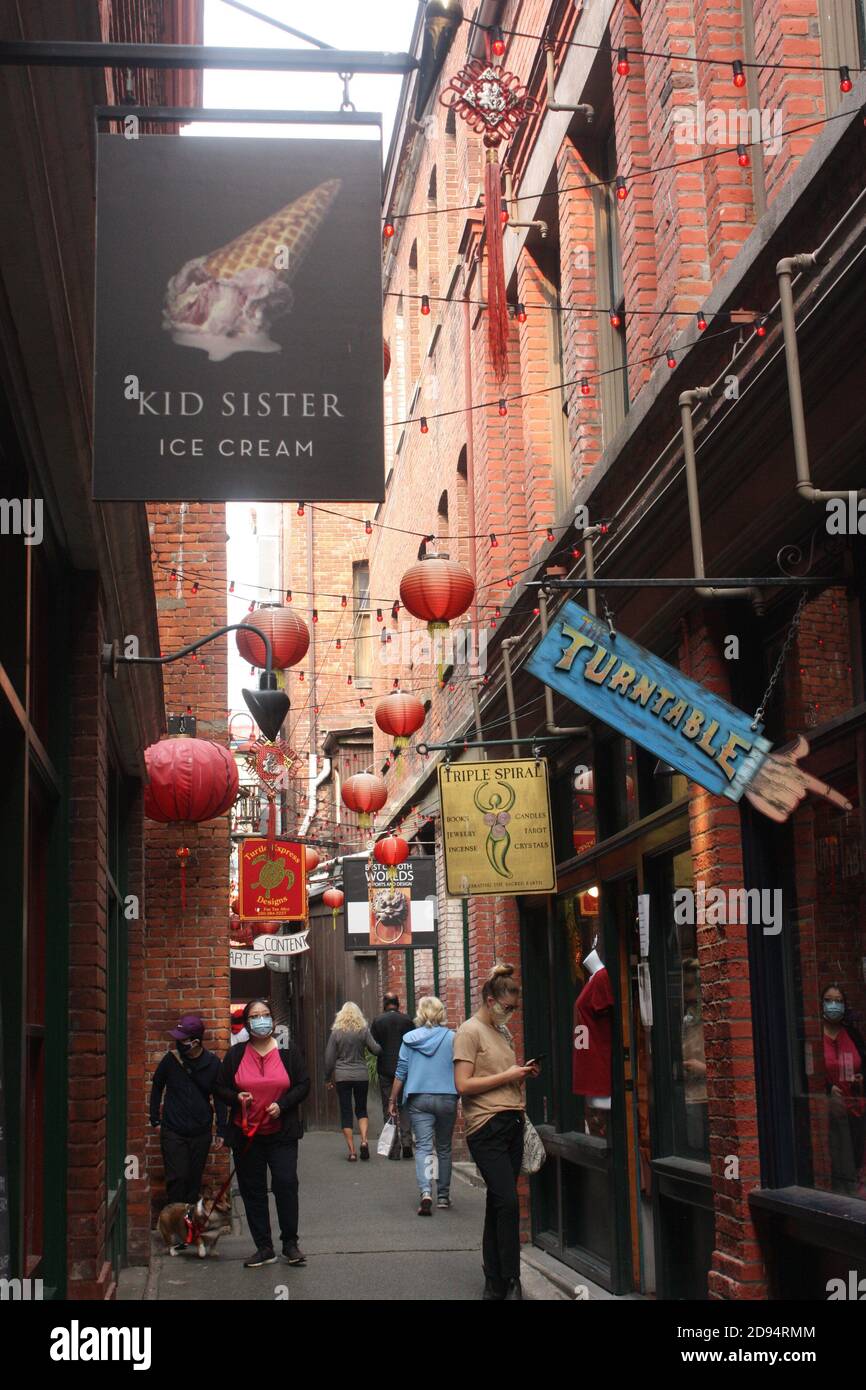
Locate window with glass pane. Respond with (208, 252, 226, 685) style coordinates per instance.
(595, 736, 639, 838)
(652, 847, 708, 1160)
(353, 562, 371, 685)
(789, 752, 866, 1199)
(557, 887, 610, 1144)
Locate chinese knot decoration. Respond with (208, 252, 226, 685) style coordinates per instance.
(243, 736, 302, 850)
(441, 54, 537, 380)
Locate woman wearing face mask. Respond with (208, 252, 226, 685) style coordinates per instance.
(453, 963, 540, 1301)
(150, 1014, 228, 1213)
(217, 999, 310, 1268)
(822, 983, 866, 1195)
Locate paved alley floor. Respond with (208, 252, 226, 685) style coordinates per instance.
(148, 1129, 492, 1301)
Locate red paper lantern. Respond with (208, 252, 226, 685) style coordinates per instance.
(235, 605, 310, 670)
(373, 834, 409, 867)
(375, 691, 426, 749)
(304, 846, 320, 874)
(144, 737, 239, 823)
(322, 885, 344, 930)
(399, 555, 475, 634)
(341, 771, 387, 828)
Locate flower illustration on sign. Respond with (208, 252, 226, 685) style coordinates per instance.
(474, 782, 516, 879)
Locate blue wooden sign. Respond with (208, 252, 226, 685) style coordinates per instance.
(526, 600, 772, 801)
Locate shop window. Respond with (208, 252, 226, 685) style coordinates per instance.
(788, 755, 866, 1200)
(557, 887, 610, 1144)
(595, 735, 639, 838)
(552, 744, 596, 862)
(649, 847, 708, 1162)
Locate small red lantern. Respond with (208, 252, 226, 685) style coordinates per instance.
(373, 834, 410, 884)
(341, 772, 387, 828)
(144, 738, 239, 823)
(323, 886, 344, 929)
(235, 605, 310, 671)
(375, 691, 425, 750)
(304, 846, 321, 875)
(399, 555, 475, 636)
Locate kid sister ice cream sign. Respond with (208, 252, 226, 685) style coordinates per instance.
(93, 135, 384, 501)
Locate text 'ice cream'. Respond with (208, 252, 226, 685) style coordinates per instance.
(162, 179, 341, 362)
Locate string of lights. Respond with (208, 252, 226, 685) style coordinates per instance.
(382, 108, 859, 229)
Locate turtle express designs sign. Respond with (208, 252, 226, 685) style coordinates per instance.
(438, 760, 556, 896)
(526, 600, 853, 823)
(343, 856, 436, 950)
(93, 135, 384, 501)
(238, 839, 306, 921)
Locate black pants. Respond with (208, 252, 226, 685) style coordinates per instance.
(336, 1079, 368, 1129)
(233, 1133, 299, 1253)
(466, 1110, 524, 1283)
(161, 1127, 211, 1205)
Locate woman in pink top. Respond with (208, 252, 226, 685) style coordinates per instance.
(822, 983, 866, 1196)
(217, 998, 310, 1268)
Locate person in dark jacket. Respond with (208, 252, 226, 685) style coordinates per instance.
(371, 993, 414, 1158)
(216, 998, 310, 1269)
(150, 1013, 227, 1207)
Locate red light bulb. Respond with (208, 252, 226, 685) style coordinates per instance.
(580, 377, 591, 396)
(498, 399, 508, 416)
(491, 25, 505, 57)
(383, 221, 395, 238)
(840, 66, 852, 93)
(697, 310, 708, 331)
(737, 144, 750, 167)
(500, 200, 509, 226)
(490, 533, 499, 548)
(666, 350, 676, 369)
(341, 594, 347, 608)
(365, 520, 372, 535)
(312, 608, 318, 623)
(617, 48, 630, 77)
(609, 308, 622, 329)
(615, 176, 628, 201)
(756, 317, 768, 337)
(516, 302, 527, 323)
(420, 416, 429, 433)
(420, 294, 431, 316)
(732, 60, 746, 88)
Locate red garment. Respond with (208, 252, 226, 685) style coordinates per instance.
(572, 967, 614, 1097)
(235, 1044, 290, 1134)
(823, 1027, 865, 1117)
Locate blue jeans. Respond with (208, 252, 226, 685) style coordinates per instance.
(408, 1094, 458, 1199)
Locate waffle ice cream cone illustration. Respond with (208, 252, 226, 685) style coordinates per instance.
(163, 179, 341, 362)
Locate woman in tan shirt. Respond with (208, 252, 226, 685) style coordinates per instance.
(453, 963, 540, 1301)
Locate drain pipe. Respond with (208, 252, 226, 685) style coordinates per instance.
(500, 637, 522, 758)
(504, 169, 549, 237)
(298, 754, 331, 838)
(777, 252, 866, 504)
(537, 590, 590, 737)
(680, 387, 763, 610)
(544, 43, 594, 120)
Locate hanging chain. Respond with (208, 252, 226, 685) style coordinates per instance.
(603, 594, 617, 642)
(339, 72, 356, 112)
(751, 589, 809, 730)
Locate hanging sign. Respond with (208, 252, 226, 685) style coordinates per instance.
(238, 839, 306, 921)
(343, 856, 436, 950)
(438, 759, 556, 896)
(526, 599, 853, 822)
(251, 929, 310, 956)
(93, 134, 384, 502)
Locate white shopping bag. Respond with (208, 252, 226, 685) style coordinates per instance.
(377, 1117, 399, 1157)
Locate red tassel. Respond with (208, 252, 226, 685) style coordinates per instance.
(267, 796, 276, 853)
(176, 846, 190, 914)
(484, 152, 510, 381)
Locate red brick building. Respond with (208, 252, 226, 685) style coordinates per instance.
(361, 0, 866, 1299)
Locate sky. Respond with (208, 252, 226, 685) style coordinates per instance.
(203, 0, 420, 717)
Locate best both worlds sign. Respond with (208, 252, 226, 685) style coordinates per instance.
(526, 600, 851, 824)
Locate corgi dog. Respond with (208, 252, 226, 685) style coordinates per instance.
(158, 1188, 233, 1258)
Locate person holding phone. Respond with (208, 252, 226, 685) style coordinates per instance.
(453, 962, 540, 1301)
(216, 998, 310, 1269)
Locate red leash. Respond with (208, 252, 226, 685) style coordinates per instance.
(185, 1101, 265, 1244)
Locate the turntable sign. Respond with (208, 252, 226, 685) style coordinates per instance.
(343, 856, 436, 951)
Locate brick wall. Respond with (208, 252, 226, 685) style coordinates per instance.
(130, 502, 232, 1241)
(66, 575, 112, 1299)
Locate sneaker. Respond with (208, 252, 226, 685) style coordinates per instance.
(417, 1194, 433, 1217)
(359, 1142, 370, 1161)
(282, 1241, 306, 1266)
(437, 1195, 451, 1210)
(243, 1247, 277, 1268)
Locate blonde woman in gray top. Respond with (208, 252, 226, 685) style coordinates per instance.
(325, 1002, 381, 1161)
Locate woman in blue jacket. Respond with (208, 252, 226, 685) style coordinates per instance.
(389, 996, 458, 1216)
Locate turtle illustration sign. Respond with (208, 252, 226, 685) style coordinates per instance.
(93, 135, 384, 501)
(438, 760, 556, 896)
(238, 839, 306, 921)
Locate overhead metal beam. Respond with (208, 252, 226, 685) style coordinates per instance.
(532, 576, 835, 590)
(96, 105, 382, 127)
(0, 41, 418, 74)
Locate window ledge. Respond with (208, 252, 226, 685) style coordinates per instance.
(749, 1184, 866, 1237)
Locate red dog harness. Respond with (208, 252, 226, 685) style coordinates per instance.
(184, 1100, 265, 1243)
